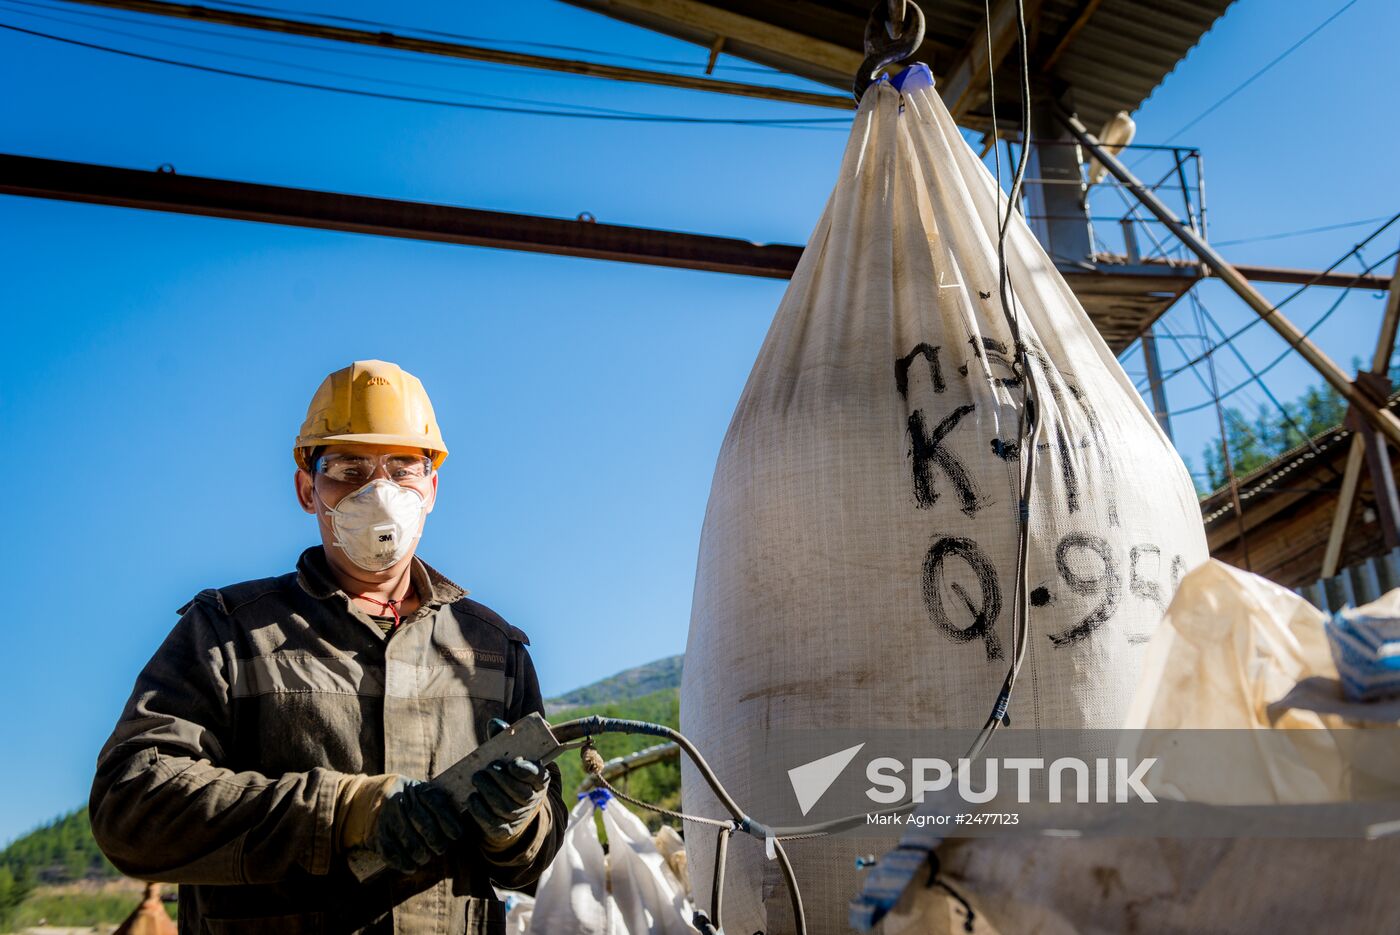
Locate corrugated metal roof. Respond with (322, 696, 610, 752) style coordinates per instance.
(561, 0, 1237, 131)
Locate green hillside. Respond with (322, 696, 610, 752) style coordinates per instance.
(548, 686, 682, 829)
(0, 808, 117, 887)
(545, 654, 683, 713)
(0, 808, 121, 929)
(540, 656, 689, 829)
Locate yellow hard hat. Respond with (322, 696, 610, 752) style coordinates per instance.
(294, 360, 448, 470)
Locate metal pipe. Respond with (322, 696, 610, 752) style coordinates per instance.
(1141, 327, 1171, 439)
(1057, 106, 1400, 447)
(60, 0, 854, 110)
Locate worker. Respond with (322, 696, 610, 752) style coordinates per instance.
(89, 360, 566, 934)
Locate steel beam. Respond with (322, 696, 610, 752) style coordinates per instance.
(0, 153, 805, 277)
(1136, 258, 1390, 290)
(1216, 264, 1391, 291)
(59, 0, 854, 111)
(1058, 106, 1400, 448)
(2, 150, 1385, 302)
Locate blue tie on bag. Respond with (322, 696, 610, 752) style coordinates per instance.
(1327, 595, 1400, 701)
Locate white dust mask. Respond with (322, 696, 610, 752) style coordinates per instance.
(319, 479, 427, 572)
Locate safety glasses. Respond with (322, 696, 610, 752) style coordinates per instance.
(314, 453, 434, 485)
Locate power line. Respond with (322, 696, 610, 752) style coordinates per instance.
(1213, 215, 1392, 247)
(1184, 290, 1344, 483)
(1154, 316, 1268, 438)
(1167, 246, 1400, 417)
(175, 0, 781, 73)
(14, 0, 759, 87)
(1160, 0, 1360, 144)
(0, 20, 851, 127)
(39, 0, 780, 73)
(0, 2, 673, 116)
(1152, 213, 1400, 383)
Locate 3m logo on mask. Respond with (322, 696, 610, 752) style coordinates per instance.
(323, 480, 427, 572)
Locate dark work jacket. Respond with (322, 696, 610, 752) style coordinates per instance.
(90, 547, 566, 935)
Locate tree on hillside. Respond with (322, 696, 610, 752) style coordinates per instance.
(1196, 374, 1363, 493)
(0, 808, 118, 888)
(0, 865, 32, 930)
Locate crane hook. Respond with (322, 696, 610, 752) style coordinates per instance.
(854, 0, 926, 103)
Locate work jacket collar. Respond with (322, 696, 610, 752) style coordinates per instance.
(295, 545, 467, 610)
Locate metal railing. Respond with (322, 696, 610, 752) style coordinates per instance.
(1010, 139, 1207, 267)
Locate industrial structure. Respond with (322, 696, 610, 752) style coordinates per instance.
(5, 0, 1396, 603)
(8, 2, 1399, 931)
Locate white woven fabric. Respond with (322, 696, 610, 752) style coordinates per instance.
(528, 796, 696, 934)
(529, 798, 618, 935)
(680, 76, 1208, 934)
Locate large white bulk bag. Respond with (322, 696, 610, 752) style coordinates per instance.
(680, 71, 1208, 934)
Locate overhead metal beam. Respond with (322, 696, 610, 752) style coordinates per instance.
(58, 0, 854, 111)
(1216, 264, 1390, 291)
(940, 0, 1043, 120)
(0, 153, 804, 277)
(1136, 258, 1391, 290)
(1, 149, 1384, 296)
(1058, 106, 1400, 449)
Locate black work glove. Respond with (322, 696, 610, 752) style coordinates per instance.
(466, 757, 551, 849)
(374, 777, 466, 872)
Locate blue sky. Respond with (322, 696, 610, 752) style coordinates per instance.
(2, 0, 1397, 844)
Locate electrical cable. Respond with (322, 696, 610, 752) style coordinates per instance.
(1185, 291, 1345, 483)
(0, 20, 852, 127)
(1194, 285, 1255, 568)
(164, 0, 781, 73)
(552, 715, 807, 934)
(1152, 315, 1287, 454)
(0, 2, 674, 116)
(1167, 246, 1400, 417)
(1151, 213, 1400, 384)
(16, 0, 752, 81)
(1145, 292, 1338, 476)
(1158, 0, 1360, 145)
(1213, 215, 1391, 247)
(978, 0, 1036, 756)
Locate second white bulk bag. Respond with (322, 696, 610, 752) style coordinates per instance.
(527, 792, 696, 934)
(680, 69, 1209, 934)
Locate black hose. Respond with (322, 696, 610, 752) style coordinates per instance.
(551, 715, 807, 934)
